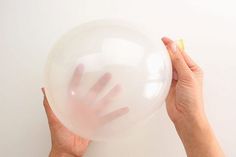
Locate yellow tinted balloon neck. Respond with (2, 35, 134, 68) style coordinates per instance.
(176, 39, 185, 51)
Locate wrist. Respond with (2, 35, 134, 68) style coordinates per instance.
(174, 112, 212, 145)
(173, 112, 225, 157)
(176, 113, 209, 133)
(175, 111, 208, 129)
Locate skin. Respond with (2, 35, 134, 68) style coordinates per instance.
(43, 90, 90, 157)
(42, 37, 225, 157)
(42, 65, 129, 157)
(162, 37, 225, 157)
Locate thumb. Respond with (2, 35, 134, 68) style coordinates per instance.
(162, 39, 192, 80)
(41, 88, 59, 125)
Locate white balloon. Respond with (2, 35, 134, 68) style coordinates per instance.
(44, 19, 172, 141)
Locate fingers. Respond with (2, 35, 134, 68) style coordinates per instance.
(90, 73, 112, 93)
(181, 51, 202, 73)
(41, 88, 58, 125)
(162, 37, 174, 46)
(94, 84, 121, 113)
(84, 73, 112, 103)
(69, 64, 84, 96)
(162, 37, 192, 79)
(100, 107, 129, 125)
(162, 37, 202, 73)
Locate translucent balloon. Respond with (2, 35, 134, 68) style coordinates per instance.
(44, 20, 172, 141)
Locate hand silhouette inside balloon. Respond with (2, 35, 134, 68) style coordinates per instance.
(67, 64, 129, 134)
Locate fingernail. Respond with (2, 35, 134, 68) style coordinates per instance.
(41, 88, 46, 96)
(171, 43, 178, 53)
(161, 37, 170, 46)
(161, 37, 166, 44)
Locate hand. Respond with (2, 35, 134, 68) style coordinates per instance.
(42, 65, 129, 157)
(68, 64, 129, 133)
(161, 37, 225, 157)
(42, 88, 89, 157)
(161, 37, 205, 126)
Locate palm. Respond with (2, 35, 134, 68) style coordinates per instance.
(166, 73, 203, 123)
(52, 126, 89, 156)
(68, 65, 129, 135)
(43, 93, 89, 156)
(42, 65, 129, 156)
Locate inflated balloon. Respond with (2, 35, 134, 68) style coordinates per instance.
(44, 20, 172, 141)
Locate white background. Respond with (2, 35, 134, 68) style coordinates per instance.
(0, 0, 236, 156)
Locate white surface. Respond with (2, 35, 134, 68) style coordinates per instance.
(0, 0, 235, 156)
